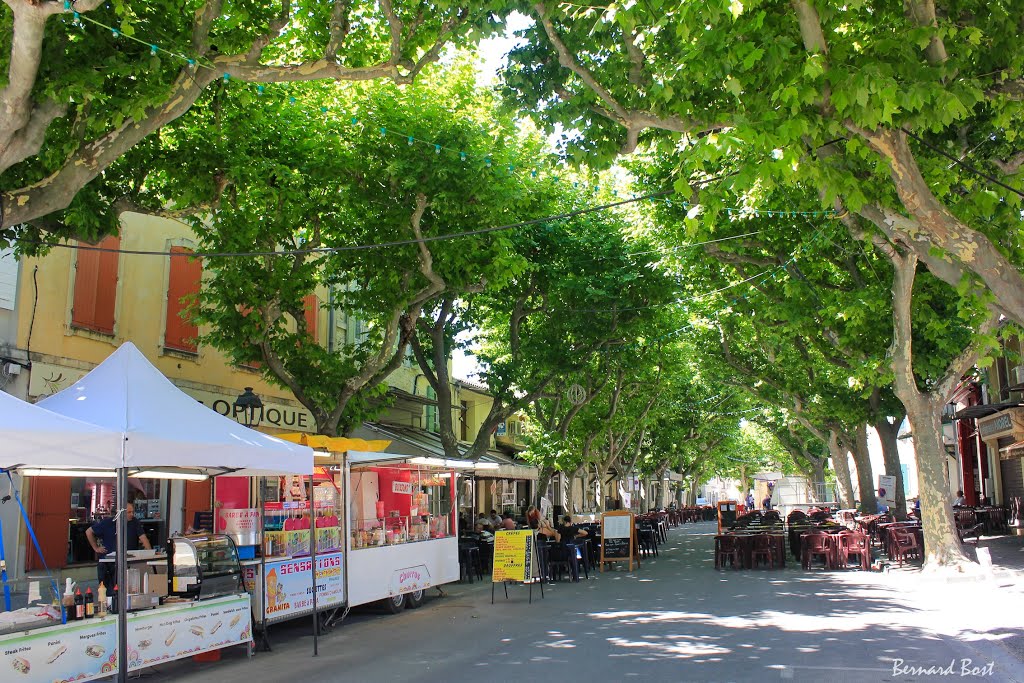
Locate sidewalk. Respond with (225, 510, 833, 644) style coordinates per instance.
(146, 522, 1024, 683)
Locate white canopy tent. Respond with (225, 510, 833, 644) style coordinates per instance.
(0, 390, 124, 470)
(37, 342, 312, 476)
(29, 342, 312, 681)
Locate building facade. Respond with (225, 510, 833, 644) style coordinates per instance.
(2, 212, 531, 582)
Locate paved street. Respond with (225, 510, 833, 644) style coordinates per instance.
(152, 523, 1024, 683)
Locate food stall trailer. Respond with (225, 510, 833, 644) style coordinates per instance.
(226, 447, 467, 638)
(343, 451, 463, 612)
(1, 343, 313, 683)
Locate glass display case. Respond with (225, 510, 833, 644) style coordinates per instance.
(167, 534, 243, 600)
(262, 472, 342, 559)
(349, 465, 455, 550)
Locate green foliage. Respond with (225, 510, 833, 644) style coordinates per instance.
(175, 69, 539, 433)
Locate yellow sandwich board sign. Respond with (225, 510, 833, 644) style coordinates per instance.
(492, 529, 535, 582)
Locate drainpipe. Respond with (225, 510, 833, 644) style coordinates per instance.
(327, 286, 335, 353)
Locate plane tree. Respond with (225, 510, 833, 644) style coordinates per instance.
(187, 73, 532, 435)
(503, 1, 1024, 326)
(1, 0, 509, 241)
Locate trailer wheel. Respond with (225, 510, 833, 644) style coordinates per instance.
(404, 590, 425, 609)
(381, 593, 405, 614)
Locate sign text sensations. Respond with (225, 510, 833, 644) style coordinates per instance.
(243, 552, 345, 621)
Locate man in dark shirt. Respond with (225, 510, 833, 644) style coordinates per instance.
(86, 502, 151, 590)
(556, 515, 588, 542)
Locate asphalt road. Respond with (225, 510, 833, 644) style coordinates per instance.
(149, 523, 1024, 683)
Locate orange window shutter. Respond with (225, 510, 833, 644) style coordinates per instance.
(165, 247, 201, 352)
(94, 235, 120, 333)
(304, 294, 319, 342)
(71, 235, 119, 333)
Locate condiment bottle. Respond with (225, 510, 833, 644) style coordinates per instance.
(85, 587, 95, 618)
(110, 584, 119, 614)
(98, 583, 107, 616)
(74, 587, 84, 620)
(62, 579, 75, 620)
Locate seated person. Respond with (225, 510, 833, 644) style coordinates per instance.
(501, 514, 517, 530)
(474, 522, 494, 542)
(953, 490, 966, 507)
(556, 515, 588, 541)
(536, 518, 560, 542)
(489, 509, 504, 528)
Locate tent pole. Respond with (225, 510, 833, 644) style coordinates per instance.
(116, 466, 128, 683)
(310, 473, 319, 656)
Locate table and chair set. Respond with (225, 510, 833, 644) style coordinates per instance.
(459, 512, 673, 583)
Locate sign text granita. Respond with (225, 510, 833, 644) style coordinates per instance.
(892, 659, 995, 677)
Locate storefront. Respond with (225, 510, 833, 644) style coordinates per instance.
(976, 408, 1024, 505)
(24, 475, 168, 571)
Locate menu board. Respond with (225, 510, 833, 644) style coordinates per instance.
(603, 513, 632, 540)
(491, 530, 535, 583)
(600, 512, 636, 570)
(0, 594, 251, 683)
(242, 551, 345, 623)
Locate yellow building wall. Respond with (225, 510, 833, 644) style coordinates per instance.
(15, 212, 319, 431)
(15, 211, 511, 443)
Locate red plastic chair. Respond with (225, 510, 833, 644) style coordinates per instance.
(837, 531, 870, 570)
(801, 532, 833, 570)
(751, 534, 775, 569)
(715, 535, 740, 570)
(889, 528, 922, 566)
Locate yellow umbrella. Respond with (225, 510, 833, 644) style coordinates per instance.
(276, 433, 391, 453)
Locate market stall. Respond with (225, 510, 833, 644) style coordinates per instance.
(5, 342, 313, 683)
(208, 435, 385, 647)
(343, 451, 466, 612)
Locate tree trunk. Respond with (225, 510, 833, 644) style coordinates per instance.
(807, 458, 825, 503)
(875, 416, 908, 520)
(851, 424, 877, 515)
(535, 465, 554, 509)
(904, 397, 968, 565)
(888, 247, 975, 568)
(596, 462, 613, 512)
(827, 430, 855, 508)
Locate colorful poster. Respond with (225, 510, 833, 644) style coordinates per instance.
(242, 551, 345, 623)
(0, 594, 251, 683)
(878, 475, 896, 509)
(491, 530, 534, 583)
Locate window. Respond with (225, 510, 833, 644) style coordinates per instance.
(425, 387, 439, 433)
(303, 294, 319, 343)
(165, 246, 201, 353)
(71, 235, 120, 334)
(0, 248, 17, 310)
